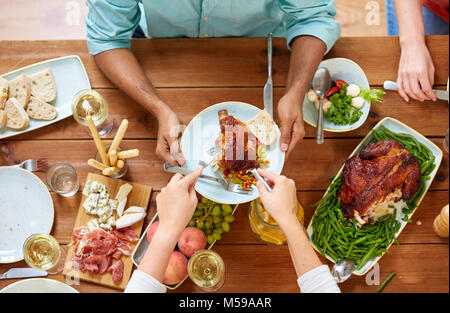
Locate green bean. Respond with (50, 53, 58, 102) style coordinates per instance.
(356, 245, 378, 271)
(376, 272, 396, 292)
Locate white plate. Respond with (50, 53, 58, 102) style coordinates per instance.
(0, 55, 90, 139)
(0, 167, 54, 263)
(0, 278, 78, 293)
(180, 101, 285, 204)
(303, 58, 370, 132)
(306, 117, 443, 275)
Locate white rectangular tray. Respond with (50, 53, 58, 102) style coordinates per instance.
(306, 117, 443, 276)
(0, 55, 90, 139)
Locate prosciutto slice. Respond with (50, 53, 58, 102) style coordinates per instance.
(71, 226, 137, 282)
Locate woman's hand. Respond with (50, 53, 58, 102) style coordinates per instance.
(255, 169, 298, 229)
(156, 106, 186, 166)
(278, 92, 305, 159)
(397, 40, 436, 103)
(156, 166, 204, 237)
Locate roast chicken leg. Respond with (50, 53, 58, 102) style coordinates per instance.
(339, 139, 421, 226)
(218, 109, 259, 172)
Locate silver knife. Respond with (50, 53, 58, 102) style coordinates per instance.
(163, 162, 223, 184)
(0, 268, 48, 280)
(263, 33, 273, 118)
(383, 80, 449, 101)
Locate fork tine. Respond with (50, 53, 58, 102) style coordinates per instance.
(36, 158, 49, 171)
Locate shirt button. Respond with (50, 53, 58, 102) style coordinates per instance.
(203, 34, 208, 38)
(203, 16, 208, 21)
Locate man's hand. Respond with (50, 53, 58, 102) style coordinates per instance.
(278, 92, 305, 158)
(94, 49, 186, 165)
(156, 106, 186, 166)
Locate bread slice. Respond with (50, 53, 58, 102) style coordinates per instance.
(0, 77, 8, 110)
(0, 110, 7, 128)
(28, 68, 56, 103)
(4, 98, 30, 130)
(8, 74, 31, 108)
(26, 96, 57, 120)
(245, 109, 277, 146)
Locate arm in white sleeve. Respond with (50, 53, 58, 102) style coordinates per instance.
(124, 269, 167, 293)
(297, 265, 341, 293)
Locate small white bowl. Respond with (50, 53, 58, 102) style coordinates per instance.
(303, 58, 370, 132)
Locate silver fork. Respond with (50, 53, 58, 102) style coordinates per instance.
(163, 162, 251, 195)
(12, 158, 48, 172)
(199, 146, 223, 168)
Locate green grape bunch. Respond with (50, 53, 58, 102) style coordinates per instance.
(189, 196, 236, 245)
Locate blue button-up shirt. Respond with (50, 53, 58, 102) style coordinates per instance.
(86, 0, 340, 55)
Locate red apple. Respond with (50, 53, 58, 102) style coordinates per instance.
(177, 227, 207, 257)
(163, 251, 188, 285)
(146, 221, 159, 244)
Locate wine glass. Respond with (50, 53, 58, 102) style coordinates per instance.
(71, 89, 114, 137)
(23, 234, 66, 275)
(188, 249, 225, 292)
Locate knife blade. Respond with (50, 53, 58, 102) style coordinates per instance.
(383, 80, 449, 101)
(0, 268, 48, 280)
(263, 33, 273, 118)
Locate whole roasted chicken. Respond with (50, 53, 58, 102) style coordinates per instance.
(339, 139, 421, 226)
(217, 109, 259, 172)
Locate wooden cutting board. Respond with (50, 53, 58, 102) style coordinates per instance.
(63, 173, 152, 290)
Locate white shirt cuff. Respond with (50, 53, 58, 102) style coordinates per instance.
(297, 265, 341, 293)
(124, 270, 167, 293)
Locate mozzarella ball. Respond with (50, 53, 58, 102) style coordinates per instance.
(351, 96, 365, 109)
(307, 89, 318, 102)
(314, 99, 319, 110)
(323, 99, 332, 113)
(347, 84, 360, 97)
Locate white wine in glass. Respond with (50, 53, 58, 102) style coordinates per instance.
(72, 89, 114, 137)
(188, 250, 225, 292)
(23, 234, 65, 274)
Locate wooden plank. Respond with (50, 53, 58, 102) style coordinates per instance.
(173, 244, 449, 293)
(62, 173, 152, 290)
(0, 37, 448, 88)
(0, 139, 447, 191)
(7, 87, 449, 141)
(1, 243, 447, 293)
(142, 190, 450, 246)
(336, 0, 386, 37)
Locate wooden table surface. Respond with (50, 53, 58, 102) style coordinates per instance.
(0, 36, 448, 293)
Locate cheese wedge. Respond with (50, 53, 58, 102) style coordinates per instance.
(4, 98, 30, 130)
(115, 183, 133, 217)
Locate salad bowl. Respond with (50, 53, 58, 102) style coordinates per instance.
(303, 58, 371, 132)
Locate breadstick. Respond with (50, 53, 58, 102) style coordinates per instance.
(109, 149, 118, 166)
(103, 166, 120, 176)
(117, 149, 139, 159)
(108, 119, 128, 154)
(88, 159, 108, 171)
(117, 159, 124, 169)
(86, 115, 109, 166)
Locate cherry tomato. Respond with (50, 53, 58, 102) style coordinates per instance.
(325, 86, 340, 99)
(334, 79, 348, 89)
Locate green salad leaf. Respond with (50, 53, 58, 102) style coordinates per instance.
(325, 85, 362, 125)
(358, 85, 385, 102)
